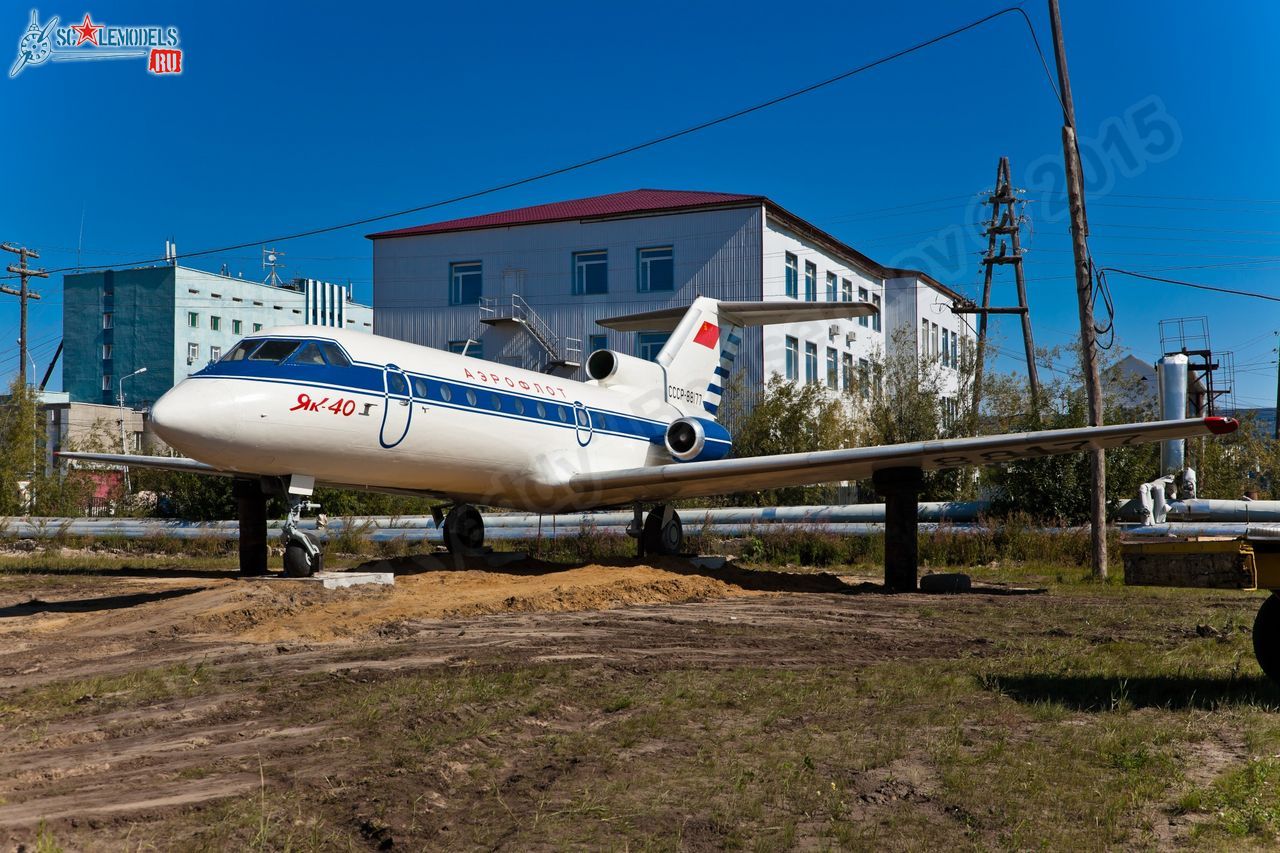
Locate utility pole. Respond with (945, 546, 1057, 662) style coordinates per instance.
(959, 156, 1042, 419)
(1048, 0, 1108, 579)
(1273, 332, 1279, 441)
(1, 243, 47, 387)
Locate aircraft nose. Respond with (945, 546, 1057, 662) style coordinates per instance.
(151, 381, 238, 454)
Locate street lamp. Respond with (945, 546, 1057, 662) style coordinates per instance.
(118, 366, 147, 494)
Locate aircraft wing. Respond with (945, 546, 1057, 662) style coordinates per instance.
(569, 417, 1238, 504)
(57, 452, 229, 476)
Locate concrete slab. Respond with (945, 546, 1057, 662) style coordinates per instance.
(252, 571, 394, 589)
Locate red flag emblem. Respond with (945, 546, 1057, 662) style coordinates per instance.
(693, 321, 719, 349)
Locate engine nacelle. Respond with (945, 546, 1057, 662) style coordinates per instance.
(664, 417, 732, 463)
(585, 349, 665, 390)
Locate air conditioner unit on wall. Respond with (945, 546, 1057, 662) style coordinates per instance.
(846, 332, 857, 346)
(828, 324, 839, 340)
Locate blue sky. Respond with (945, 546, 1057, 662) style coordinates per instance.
(4, 1, 1280, 407)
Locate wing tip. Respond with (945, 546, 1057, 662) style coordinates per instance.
(1205, 416, 1239, 435)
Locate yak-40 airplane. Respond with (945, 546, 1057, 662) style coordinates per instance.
(62, 297, 1237, 576)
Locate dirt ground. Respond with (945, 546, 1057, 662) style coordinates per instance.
(0, 552, 1276, 850)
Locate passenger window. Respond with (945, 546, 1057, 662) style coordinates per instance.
(490, 393, 502, 410)
(440, 385, 452, 403)
(512, 399, 525, 415)
(576, 408, 589, 427)
(290, 343, 326, 365)
(387, 373, 409, 396)
(413, 378, 429, 399)
(318, 342, 351, 367)
(465, 389, 477, 406)
(223, 340, 260, 362)
(535, 402, 546, 419)
(557, 406, 568, 422)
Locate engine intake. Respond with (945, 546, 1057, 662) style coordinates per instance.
(664, 417, 732, 463)
(585, 349, 665, 390)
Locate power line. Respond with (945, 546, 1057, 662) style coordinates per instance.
(2, 6, 1056, 282)
(1097, 267, 1280, 304)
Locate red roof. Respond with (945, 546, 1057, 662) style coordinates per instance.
(366, 189, 763, 239)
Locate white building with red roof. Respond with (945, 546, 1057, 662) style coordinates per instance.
(367, 189, 971, 406)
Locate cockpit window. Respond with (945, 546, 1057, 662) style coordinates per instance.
(248, 339, 301, 362)
(222, 340, 261, 362)
(289, 342, 326, 366)
(318, 342, 352, 367)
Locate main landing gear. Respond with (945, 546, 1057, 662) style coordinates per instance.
(1254, 593, 1280, 684)
(442, 503, 485, 554)
(629, 503, 684, 558)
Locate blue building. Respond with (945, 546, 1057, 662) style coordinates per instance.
(63, 264, 373, 407)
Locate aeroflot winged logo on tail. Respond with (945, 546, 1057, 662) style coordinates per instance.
(9, 9, 182, 78)
(693, 321, 719, 349)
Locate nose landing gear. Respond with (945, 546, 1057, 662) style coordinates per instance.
(282, 495, 325, 577)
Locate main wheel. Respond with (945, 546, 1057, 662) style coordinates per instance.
(283, 543, 316, 577)
(443, 504, 485, 553)
(1254, 593, 1280, 683)
(642, 506, 683, 556)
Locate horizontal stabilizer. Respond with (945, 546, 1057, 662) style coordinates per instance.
(597, 300, 876, 332)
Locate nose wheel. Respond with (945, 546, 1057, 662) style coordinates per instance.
(638, 504, 683, 557)
(443, 504, 485, 553)
(282, 495, 324, 577)
(1254, 593, 1280, 684)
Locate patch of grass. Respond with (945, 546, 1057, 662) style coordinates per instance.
(1, 661, 222, 727)
(1184, 757, 1280, 841)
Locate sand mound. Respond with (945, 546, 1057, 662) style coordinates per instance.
(8, 555, 782, 645)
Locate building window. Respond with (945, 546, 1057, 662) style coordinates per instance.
(573, 250, 608, 295)
(785, 253, 798, 299)
(103, 312, 113, 329)
(805, 341, 818, 384)
(232, 319, 242, 335)
(589, 333, 607, 353)
(210, 345, 222, 362)
(102, 344, 112, 360)
(637, 246, 673, 292)
(826, 347, 839, 389)
(252, 323, 263, 332)
(951, 331, 959, 367)
(449, 261, 483, 305)
(785, 336, 799, 381)
(842, 352, 854, 392)
(922, 319, 929, 355)
(826, 272, 837, 302)
(636, 332, 669, 362)
(932, 323, 940, 360)
(102, 375, 112, 392)
(841, 279, 852, 303)
(859, 358, 870, 399)
(872, 294, 882, 332)
(804, 261, 817, 302)
(448, 339, 482, 358)
(941, 328, 951, 367)
(187, 311, 199, 328)
(187, 342, 199, 362)
(858, 287, 870, 327)
(210, 315, 221, 332)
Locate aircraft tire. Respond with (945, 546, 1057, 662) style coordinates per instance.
(1254, 593, 1280, 684)
(283, 543, 315, 577)
(642, 506, 683, 556)
(444, 504, 485, 553)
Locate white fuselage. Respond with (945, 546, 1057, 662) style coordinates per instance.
(150, 327, 684, 512)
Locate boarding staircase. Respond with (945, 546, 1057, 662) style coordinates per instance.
(479, 294, 582, 376)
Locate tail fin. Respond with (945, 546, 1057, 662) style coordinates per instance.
(597, 297, 879, 419)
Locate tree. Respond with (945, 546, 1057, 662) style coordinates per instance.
(718, 373, 859, 505)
